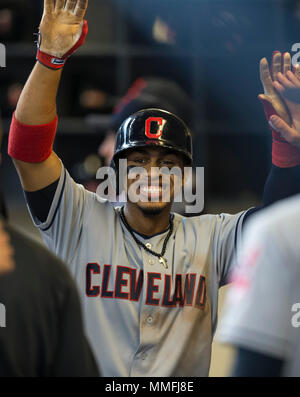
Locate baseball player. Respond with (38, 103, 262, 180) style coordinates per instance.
(6, 0, 300, 376)
(96, 76, 194, 166)
(217, 193, 300, 377)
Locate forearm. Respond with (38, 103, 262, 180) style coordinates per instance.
(243, 164, 300, 225)
(9, 62, 63, 191)
(15, 62, 62, 125)
(263, 164, 300, 205)
(245, 50, 300, 223)
(8, 0, 88, 192)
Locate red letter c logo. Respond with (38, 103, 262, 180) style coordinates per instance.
(145, 117, 166, 139)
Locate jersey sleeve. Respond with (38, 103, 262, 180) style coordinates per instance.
(217, 217, 296, 361)
(212, 210, 247, 287)
(27, 162, 105, 265)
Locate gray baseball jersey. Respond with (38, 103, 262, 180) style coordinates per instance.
(28, 163, 246, 377)
(217, 194, 300, 377)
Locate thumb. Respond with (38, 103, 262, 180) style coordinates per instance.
(258, 94, 278, 119)
(269, 115, 299, 145)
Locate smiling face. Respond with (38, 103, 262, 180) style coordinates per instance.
(123, 146, 186, 215)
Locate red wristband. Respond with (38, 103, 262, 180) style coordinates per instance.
(36, 19, 88, 70)
(259, 95, 300, 168)
(36, 50, 67, 70)
(8, 113, 58, 163)
(272, 130, 300, 167)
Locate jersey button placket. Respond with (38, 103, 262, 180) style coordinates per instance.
(146, 315, 153, 326)
(135, 240, 156, 373)
(144, 242, 156, 268)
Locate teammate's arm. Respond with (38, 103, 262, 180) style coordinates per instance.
(244, 52, 300, 224)
(9, 0, 88, 192)
(259, 52, 300, 151)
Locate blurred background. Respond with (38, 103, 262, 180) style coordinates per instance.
(0, 0, 299, 376)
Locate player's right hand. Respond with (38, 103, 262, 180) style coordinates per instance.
(259, 52, 300, 148)
(259, 52, 292, 126)
(39, 0, 88, 58)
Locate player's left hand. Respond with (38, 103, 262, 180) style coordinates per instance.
(259, 52, 300, 148)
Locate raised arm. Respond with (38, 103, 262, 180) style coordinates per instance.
(9, 0, 88, 192)
(243, 52, 300, 224)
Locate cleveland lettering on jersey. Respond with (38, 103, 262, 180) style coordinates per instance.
(86, 263, 206, 309)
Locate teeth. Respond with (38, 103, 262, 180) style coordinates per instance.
(141, 186, 162, 194)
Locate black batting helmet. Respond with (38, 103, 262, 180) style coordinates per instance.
(112, 108, 193, 167)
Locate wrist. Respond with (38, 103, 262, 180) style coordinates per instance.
(258, 95, 300, 167)
(36, 19, 88, 71)
(272, 131, 300, 167)
(36, 49, 67, 70)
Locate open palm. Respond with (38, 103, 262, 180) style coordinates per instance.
(39, 0, 88, 58)
(259, 52, 300, 147)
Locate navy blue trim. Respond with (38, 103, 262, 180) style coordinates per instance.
(121, 208, 174, 239)
(40, 169, 67, 232)
(234, 211, 245, 252)
(242, 206, 263, 229)
(134, 226, 170, 240)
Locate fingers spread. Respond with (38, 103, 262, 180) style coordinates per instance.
(44, 0, 54, 13)
(65, 0, 77, 12)
(286, 70, 300, 86)
(277, 72, 294, 88)
(273, 80, 285, 93)
(55, 0, 66, 11)
(271, 51, 282, 81)
(74, 0, 88, 18)
(282, 52, 292, 75)
(260, 57, 274, 95)
(294, 64, 300, 81)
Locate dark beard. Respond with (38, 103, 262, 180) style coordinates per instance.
(138, 206, 165, 216)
